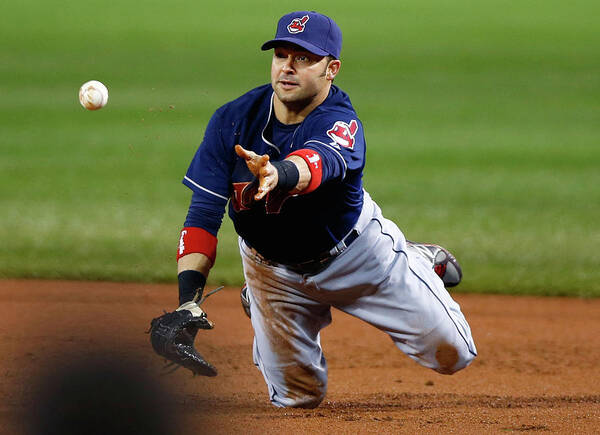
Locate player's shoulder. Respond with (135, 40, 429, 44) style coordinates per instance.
(304, 86, 363, 131)
(309, 85, 361, 126)
(299, 86, 365, 151)
(214, 84, 272, 121)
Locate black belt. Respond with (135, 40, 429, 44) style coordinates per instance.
(259, 229, 361, 275)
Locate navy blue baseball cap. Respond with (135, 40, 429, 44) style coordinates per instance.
(261, 11, 343, 59)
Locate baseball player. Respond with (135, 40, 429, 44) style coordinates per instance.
(150, 11, 477, 408)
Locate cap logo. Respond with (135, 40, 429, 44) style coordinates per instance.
(327, 120, 359, 149)
(287, 15, 309, 34)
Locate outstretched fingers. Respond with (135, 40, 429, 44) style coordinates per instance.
(235, 145, 278, 200)
(235, 145, 268, 171)
(234, 144, 253, 161)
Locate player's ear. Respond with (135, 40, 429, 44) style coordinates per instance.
(326, 59, 341, 81)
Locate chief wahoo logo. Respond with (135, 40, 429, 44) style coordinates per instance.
(287, 15, 310, 34)
(327, 120, 359, 149)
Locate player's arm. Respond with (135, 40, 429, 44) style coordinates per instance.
(176, 195, 222, 305)
(176, 111, 230, 306)
(148, 109, 230, 378)
(235, 114, 364, 198)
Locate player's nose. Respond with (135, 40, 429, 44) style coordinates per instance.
(282, 56, 295, 73)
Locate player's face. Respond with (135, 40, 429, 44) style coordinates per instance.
(271, 45, 331, 107)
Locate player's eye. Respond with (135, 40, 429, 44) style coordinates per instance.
(295, 55, 309, 63)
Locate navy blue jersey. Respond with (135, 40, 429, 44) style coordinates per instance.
(183, 84, 366, 264)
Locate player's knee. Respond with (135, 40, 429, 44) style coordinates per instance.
(270, 368, 327, 408)
(434, 342, 476, 375)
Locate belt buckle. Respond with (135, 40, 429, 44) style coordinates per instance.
(338, 229, 359, 253)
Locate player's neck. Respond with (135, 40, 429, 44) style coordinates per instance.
(273, 85, 330, 125)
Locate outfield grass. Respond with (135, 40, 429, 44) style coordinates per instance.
(2, 1, 599, 296)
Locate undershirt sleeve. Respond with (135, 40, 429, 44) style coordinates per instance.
(183, 190, 226, 236)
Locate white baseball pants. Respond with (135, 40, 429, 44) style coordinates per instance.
(239, 191, 477, 408)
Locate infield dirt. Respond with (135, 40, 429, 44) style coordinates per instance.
(1, 280, 599, 434)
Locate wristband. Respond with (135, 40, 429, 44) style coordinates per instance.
(271, 160, 300, 191)
(177, 227, 217, 265)
(288, 149, 323, 194)
(178, 270, 206, 305)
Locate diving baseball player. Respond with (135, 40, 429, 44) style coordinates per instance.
(150, 11, 477, 408)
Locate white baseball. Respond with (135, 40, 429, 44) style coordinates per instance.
(79, 80, 109, 110)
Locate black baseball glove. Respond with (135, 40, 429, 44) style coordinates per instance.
(149, 301, 217, 376)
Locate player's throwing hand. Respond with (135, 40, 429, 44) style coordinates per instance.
(235, 144, 278, 200)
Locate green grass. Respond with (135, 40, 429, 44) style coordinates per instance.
(1, 1, 599, 296)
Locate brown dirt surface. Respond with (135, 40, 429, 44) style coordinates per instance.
(1, 279, 599, 434)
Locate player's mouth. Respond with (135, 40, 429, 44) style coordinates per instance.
(278, 79, 299, 90)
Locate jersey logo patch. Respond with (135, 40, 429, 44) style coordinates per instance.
(327, 120, 359, 150)
(231, 180, 290, 214)
(287, 15, 309, 34)
(231, 182, 252, 212)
